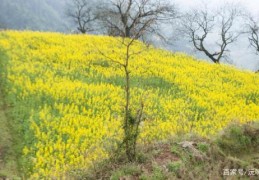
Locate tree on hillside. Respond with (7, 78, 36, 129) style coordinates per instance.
(97, 0, 177, 39)
(67, 0, 98, 33)
(247, 17, 259, 72)
(95, 4, 160, 161)
(97, 35, 147, 162)
(248, 18, 259, 52)
(180, 4, 242, 64)
(93, 0, 177, 162)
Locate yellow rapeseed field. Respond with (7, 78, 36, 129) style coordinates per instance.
(0, 31, 258, 178)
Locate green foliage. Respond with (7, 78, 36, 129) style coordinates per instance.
(136, 152, 149, 163)
(167, 161, 182, 173)
(170, 145, 191, 163)
(197, 142, 209, 153)
(0, 110, 18, 178)
(139, 174, 149, 180)
(110, 164, 141, 180)
(151, 165, 166, 180)
(245, 92, 259, 104)
(217, 122, 259, 155)
(92, 60, 110, 68)
(218, 125, 250, 153)
(170, 146, 181, 156)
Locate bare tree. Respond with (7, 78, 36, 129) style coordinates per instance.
(98, 0, 177, 39)
(94, 0, 176, 161)
(248, 18, 259, 53)
(181, 4, 242, 64)
(95, 8, 156, 161)
(67, 0, 97, 33)
(247, 17, 259, 72)
(97, 39, 147, 162)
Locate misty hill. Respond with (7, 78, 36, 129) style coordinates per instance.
(0, 0, 70, 31)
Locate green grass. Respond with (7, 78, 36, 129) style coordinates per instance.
(0, 94, 20, 179)
(0, 52, 20, 179)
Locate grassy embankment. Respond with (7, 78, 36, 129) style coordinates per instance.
(0, 52, 20, 179)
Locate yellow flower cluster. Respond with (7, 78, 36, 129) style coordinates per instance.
(0, 31, 258, 178)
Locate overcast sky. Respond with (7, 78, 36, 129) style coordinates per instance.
(169, 0, 259, 71)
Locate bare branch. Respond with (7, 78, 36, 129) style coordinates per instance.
(66, 0, 98, 33)
(97, 0, 177, 40)
(180, 3, 242, 64)
(247, 17, 259, 53)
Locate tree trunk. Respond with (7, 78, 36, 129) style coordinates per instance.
(125, 27, 131, 38)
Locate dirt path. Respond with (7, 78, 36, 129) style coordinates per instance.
(0, 92, 19, 179)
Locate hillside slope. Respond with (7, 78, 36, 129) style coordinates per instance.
(0, 31, 258, 178)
